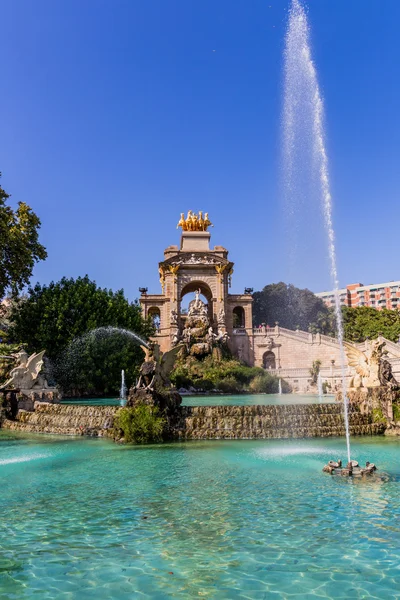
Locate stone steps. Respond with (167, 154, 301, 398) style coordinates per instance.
(2, 403, 119, 437)
(1, 401, 387, 440)
(173, 403, 385, 440)
(174, 424, 385, 440)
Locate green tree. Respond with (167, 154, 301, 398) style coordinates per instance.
(343, 306, 400, 343)
(9, 276, 153, 395)
(252, 282, 335, 334)
(0, 175, 47, 298)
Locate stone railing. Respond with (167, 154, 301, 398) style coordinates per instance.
(252, 326, 340, 347)
(268, 366, 346, 378)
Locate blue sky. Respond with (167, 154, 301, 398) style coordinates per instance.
(2, 0, 400, 300)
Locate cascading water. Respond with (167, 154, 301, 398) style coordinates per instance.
(317, 371, 323, 400)
(278, 378, 282, 395)
(283, 0, 351, 463)
(120, 369, 127, 406)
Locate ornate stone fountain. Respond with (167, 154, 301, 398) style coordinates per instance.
(176, 289, 229, 359)
(127, 342, 183, 413)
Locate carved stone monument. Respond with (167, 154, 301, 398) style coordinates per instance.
(139, 211, 253, 363)
(340, 340, 399, 421)
(127, 343, 183, 412)
(0, 349, 60, 413)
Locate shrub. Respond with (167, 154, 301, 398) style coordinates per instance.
(372, 408, 385, 423)
(322, 381, 331, 394)
(170, 354, 288, 394)
(216, 376, 243, 393)
(114, 405, 166, 444)
(249, 373, 277, 394)
(309, 360, 321, 385)
(393, 403, 400, 422)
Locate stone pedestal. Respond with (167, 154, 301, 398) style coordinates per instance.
(337, 387, 398, 421)
(16, 388, 61, 412)
(180, 231, 210, 251)
(127, 387, 182, 414)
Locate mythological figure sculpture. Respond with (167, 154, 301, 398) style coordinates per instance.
(0, 350, 47, 390)
(345, 339, 398, 389)
(170, 309, 178, 326)
(217, 307, 225, 326)
(135, 343, 183, 392)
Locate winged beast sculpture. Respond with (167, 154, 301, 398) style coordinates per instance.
(135, 343, 183, 392)
(345, 339, 397, 389)
(0, 350, 47, 390)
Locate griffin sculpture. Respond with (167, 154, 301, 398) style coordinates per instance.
(135, 343, 183, 392)
(345, 339, 390, 389)
(0, 350, 47, 390)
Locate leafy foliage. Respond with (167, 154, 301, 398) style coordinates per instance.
(171, 355, 288, 394)
(114, 405, 166, 443)
(0, 175, 47, 298)
(0, 342, 22, 382)
(9, 276, 151, 357)
(252, 282, 334, 334)
(309, 360, 321, 385)
(249, 374, 290, 394)
(372, 408, 385, 423)
(342, 306, 400, 343)
(53, 332, 145, 396)
(8, 276, 152, 395)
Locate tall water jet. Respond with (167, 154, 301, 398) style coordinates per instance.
(120, 369, 127, 406)
(283, 0, 351, 463)
(278, 378, 282, 396)
(317, 371, 323, 400)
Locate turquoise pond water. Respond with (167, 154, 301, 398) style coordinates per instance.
(1, 432, 400, 599)
(61, 393, 335, 407)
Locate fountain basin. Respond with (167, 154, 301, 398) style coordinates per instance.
(0, 433, 399, 598)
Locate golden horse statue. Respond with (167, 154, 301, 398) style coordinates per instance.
(176, 211, 213, 232)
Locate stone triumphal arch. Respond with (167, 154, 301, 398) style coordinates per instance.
(139, 212, 400, 391)
(139, 211, 254, 363)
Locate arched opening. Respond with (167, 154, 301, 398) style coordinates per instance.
(180, 281, 213, 319)
(263, 351, 276, 370)
(148, 307, 161, 331)
(233, 306, 245, 328)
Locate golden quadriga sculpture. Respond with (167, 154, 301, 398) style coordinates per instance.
(177, 210, 213, 232)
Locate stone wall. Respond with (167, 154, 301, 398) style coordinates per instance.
(2, 400, 386, 440)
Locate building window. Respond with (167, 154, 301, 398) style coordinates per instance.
(263, 351, 276, 370)
(233, 306, 245, 328)
(148, 307, 161, 330)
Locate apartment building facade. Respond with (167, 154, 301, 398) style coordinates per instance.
(316, 281, 400, 310)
